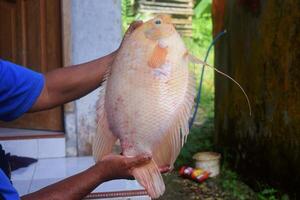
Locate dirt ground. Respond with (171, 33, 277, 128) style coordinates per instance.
(158, 171, 257, 200)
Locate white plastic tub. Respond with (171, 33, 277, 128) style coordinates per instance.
(193, 152, 221, 177)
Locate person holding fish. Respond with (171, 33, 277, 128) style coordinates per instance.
(0, 21, 153, 200)
(1, 14, 250, 199)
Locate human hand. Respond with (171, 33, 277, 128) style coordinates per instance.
(97, 154, 151, 181)
(97, 153, 171, 182)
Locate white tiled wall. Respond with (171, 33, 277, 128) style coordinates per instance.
(0, 137, 66, 159)
(1, 139, 38, 158)
(37, 138, 65, 158)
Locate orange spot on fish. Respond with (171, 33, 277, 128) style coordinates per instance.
(148, 44, 168, 68)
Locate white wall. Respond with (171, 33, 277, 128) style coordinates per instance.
(65, 0, 122, 156)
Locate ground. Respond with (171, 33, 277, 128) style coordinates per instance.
(159, 171, 257, 200)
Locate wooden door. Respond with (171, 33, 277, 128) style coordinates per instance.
(0, 0, 63, 131)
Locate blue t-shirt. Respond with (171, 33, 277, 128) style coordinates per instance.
(0, 59, 45, 121)
(0, 59, 44, 199)
(0, 169, 20, 200)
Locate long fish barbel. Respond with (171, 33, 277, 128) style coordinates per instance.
(189, 30, 252, 128)
(189, 53, 252, 118)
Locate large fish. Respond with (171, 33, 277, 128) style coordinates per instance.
(93, 15, 196, 198)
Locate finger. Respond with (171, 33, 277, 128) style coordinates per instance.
(126, 153, 152, 168)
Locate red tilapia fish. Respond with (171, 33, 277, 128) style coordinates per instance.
(93, 15, 196, 198)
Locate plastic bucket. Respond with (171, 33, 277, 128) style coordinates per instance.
(193, 152, 221, 177)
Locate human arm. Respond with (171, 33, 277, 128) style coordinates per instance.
(21, 154, 151, 200)
(29, 52, 115, 112)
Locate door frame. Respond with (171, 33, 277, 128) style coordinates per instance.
(61, 0, 78, 156)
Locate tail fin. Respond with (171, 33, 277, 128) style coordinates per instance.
(132, 159, 165, 199)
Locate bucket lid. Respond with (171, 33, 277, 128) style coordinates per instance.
(192, 152, 221, 161)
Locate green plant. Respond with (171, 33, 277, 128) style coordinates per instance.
(220, 165, 252, 200)
(257, 188, 278, 200)
(185, 0, 214, 121)
(175, 117, 214, 168)
(256, 184, 290, 200)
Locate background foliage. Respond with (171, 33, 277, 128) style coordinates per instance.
(121, 1, 290, 199)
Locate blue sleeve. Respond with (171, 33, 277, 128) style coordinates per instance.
(0, 60, 45, 121)
(0, 169, 20, 200)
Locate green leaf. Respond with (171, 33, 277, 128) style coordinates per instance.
(194, 0, 211, 18)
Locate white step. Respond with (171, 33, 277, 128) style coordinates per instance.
(12, 157, 150, 199)
(0, 128, 65, 159)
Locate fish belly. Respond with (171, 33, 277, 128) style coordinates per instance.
(105, 58, 189, 157)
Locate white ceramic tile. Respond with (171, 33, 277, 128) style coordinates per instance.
(33, 158, 67, 179)
(65, 156, 95, 176)
(38, 138, 66, 158)
(0, 139, 38, 158)
(12, 180, 31, 196)
(93, 179, 144, 193)
(29, 178, 63, 193)
(124, 197, 150, 200)
(10, 157, 147, 198)
(131, 197, 151, 200)
(11, 162, 36, 181)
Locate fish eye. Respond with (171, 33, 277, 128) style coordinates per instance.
(154, 19, 162, 25)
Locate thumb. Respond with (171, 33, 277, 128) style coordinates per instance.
(125, 154, 152, 168)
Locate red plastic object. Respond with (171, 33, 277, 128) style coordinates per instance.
(179, 166, 210, 183)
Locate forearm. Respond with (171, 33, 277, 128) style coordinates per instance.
(21, 162, 110, 200)
(30, 51, 116, 112)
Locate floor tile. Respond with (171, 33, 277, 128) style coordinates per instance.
(38, 138, 66, 158)
(93, 179, 144, 193)
(11, 163, 36, 181)
(65, 156, 95, 176)
(12, 157, 147, 198)
(33, 158, 67, 179)
(12, 180, 31, 196)
(121, 197, 150, 200)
